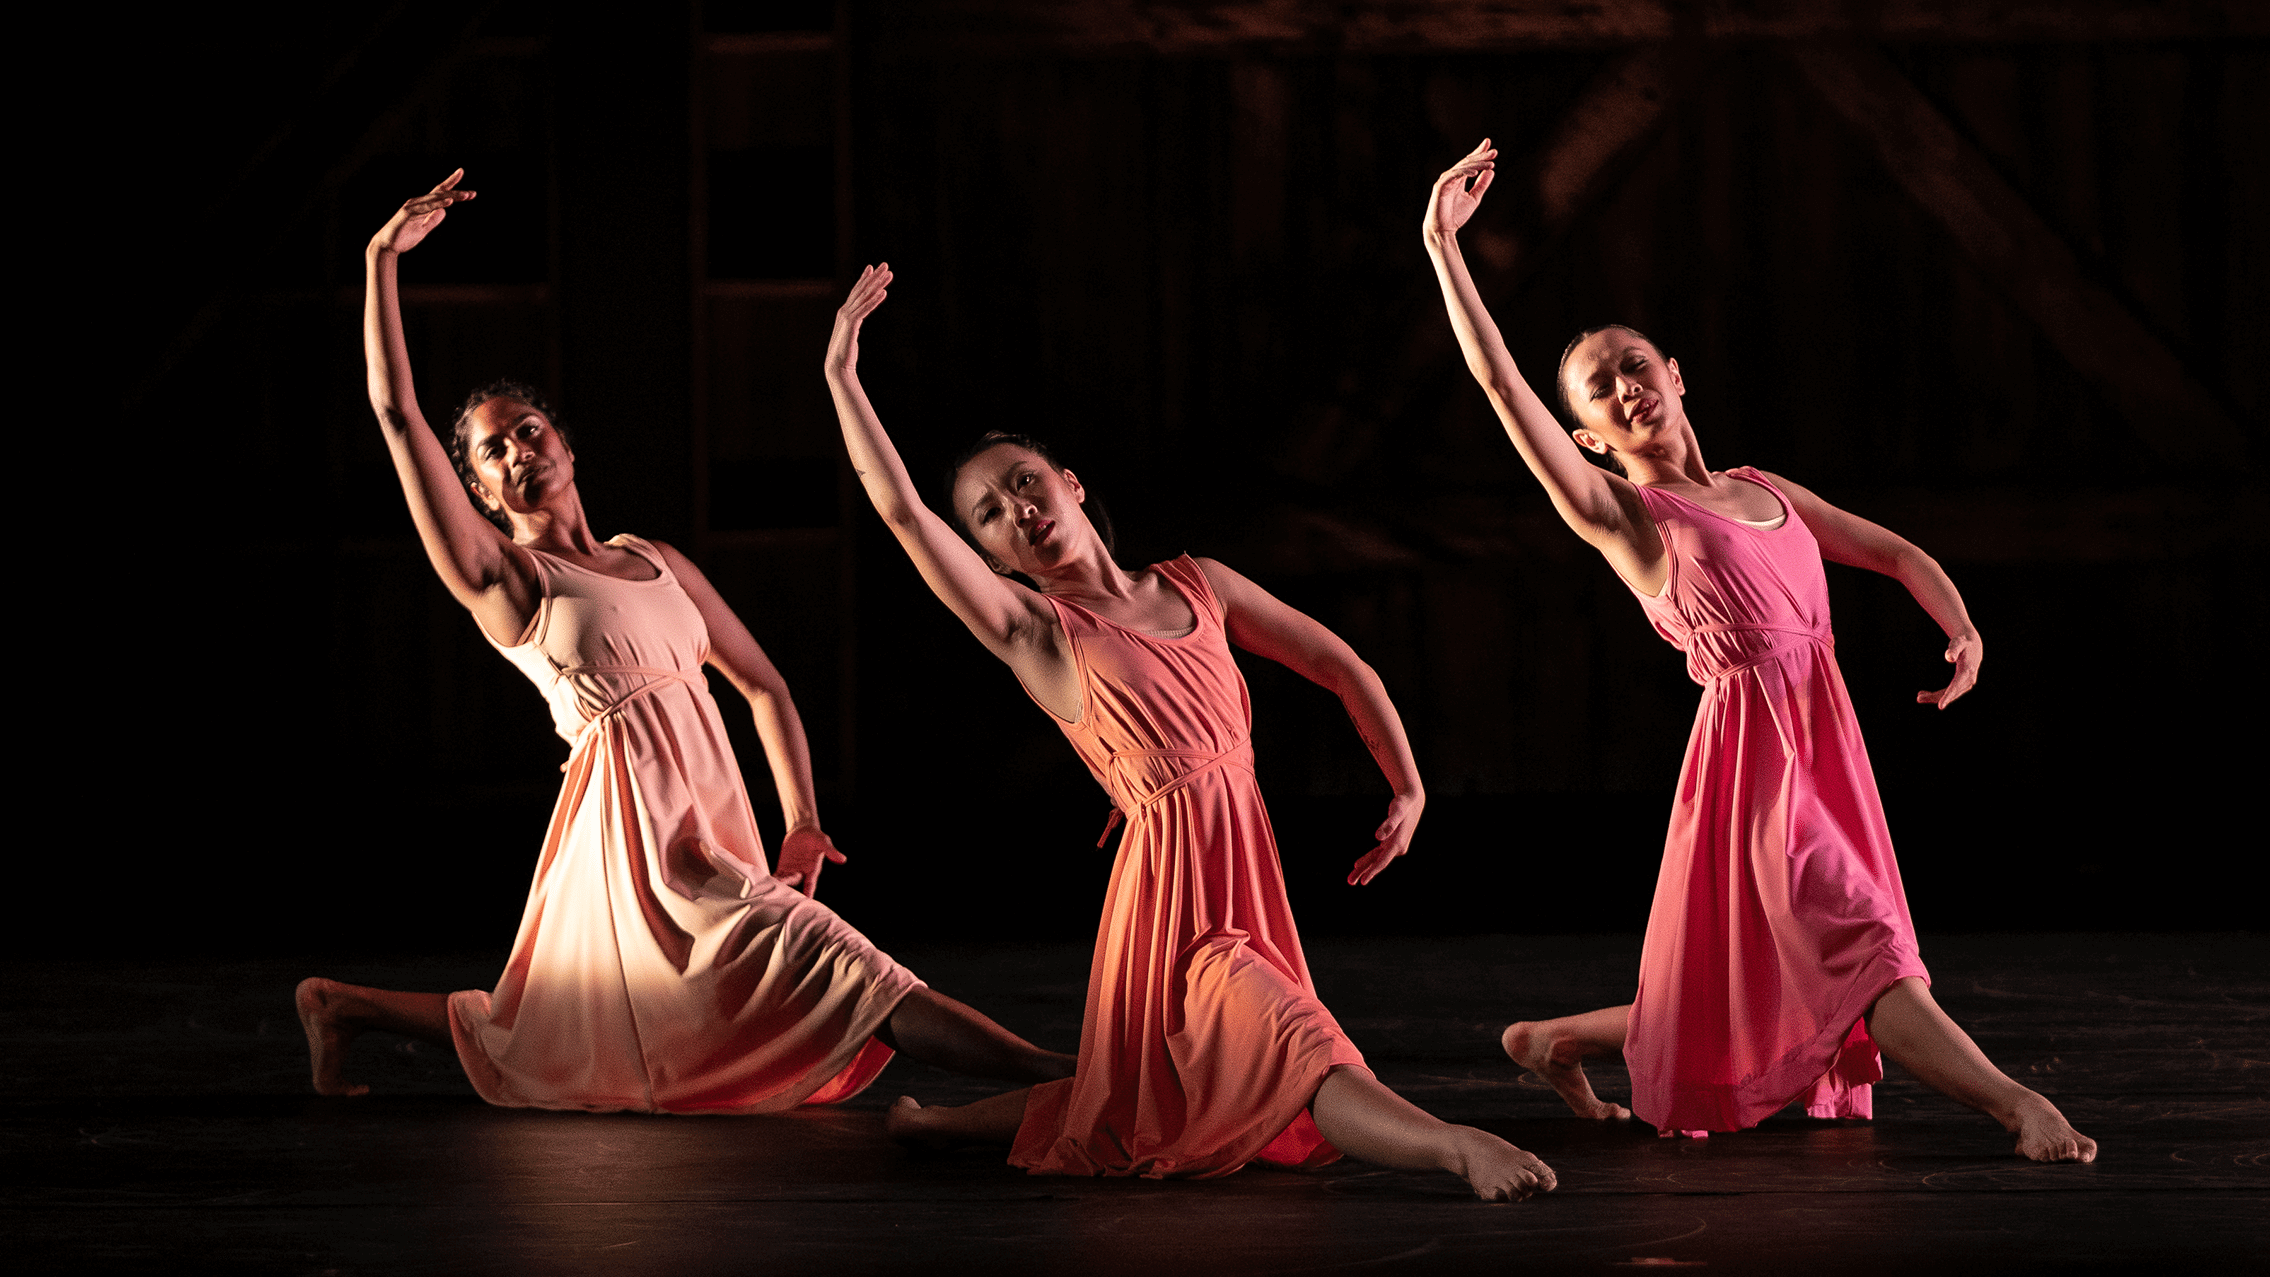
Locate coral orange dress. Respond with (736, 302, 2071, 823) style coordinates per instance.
(446, 535, 921, 1114)
(1624, 470, 1931, 1135)
(1009, 557, 1367, 1177)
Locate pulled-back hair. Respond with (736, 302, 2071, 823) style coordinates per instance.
(943, 430, 1117, 566)
(1554, 323, 1667, 476)
(449, 379, 571, 532)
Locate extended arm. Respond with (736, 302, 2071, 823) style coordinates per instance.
(363, 171, 537, 642)
(824, 266, 1054, 663)
(1767, 473, 1982, 709)
(1198, 559, 1424, 886)
(1422, 143, 1661, 580)
(657, 542, 847, 894)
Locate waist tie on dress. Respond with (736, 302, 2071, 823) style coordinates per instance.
(1093, 737, 1254, 848)
(558, 664, 704, 758)
(1685, 623, 1833, 683)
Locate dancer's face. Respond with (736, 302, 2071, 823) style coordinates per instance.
(1561, 330, 1686, 463)
(464, 398, 575, 517)
(951, 443, 1090, 577)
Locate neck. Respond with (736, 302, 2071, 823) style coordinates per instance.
(509, 490, 604, 555)
(1027, 537, 1138, 600)
(1617, 420, 1711, 488)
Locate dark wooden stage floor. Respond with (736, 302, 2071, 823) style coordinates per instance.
(8, 933, 2264, 1275)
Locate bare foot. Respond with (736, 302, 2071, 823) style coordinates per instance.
(2009, 1095, 2096, 1163)
(295, 978, 370, 1097)
(1502, 1021, 1631, 1121)
(885, 1096, 963, 1150)
(1446, 1127, 1558, 1202)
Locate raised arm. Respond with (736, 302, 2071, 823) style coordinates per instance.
(1764, 473, 1983, 710)
(1423, 142, 1659, 576)
(824, 266, 1056, 663)
(364, 171, 538, 643)
(655, 542, 848, 895)
(1197, 559, 1424, 886)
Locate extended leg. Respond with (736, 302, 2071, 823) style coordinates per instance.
(1310, 1065, 1557, 1201)
(294, 977, 455, 1097)
(1501, 1004, 1633, 1120)
(883, 1087, 1032, 1150)
(874, 987, 1075, 1084)
(1865, 977, 2095, 1163)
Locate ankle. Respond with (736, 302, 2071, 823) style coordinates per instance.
(1991, 1087, 2056, 1132)
(1439, 1125, 1491, 1180)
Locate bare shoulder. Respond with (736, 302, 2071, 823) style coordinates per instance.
(1192, 556, 1317, 634)
(646, 538, 732, 606)
(1190, 556, 1260, 618)
(1752, 469, 1822, 503)
(1754, 470, 1860, 525)
(648, 537, 699, 576)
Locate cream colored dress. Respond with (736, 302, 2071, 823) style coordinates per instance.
(447, 535, 920, 1113)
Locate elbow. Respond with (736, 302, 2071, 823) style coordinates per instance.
(876, 499, 924, 532)
(1481, 375, 1530, 408)
(1324, 655, 1384, 702)
(739, 675, 792, 715)
(371, 402, 411, 435)
(1887, 541, 1938, 581)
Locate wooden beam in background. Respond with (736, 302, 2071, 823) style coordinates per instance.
(1786, 38, 2238, 461)
(873, 1, 2266, 56)
(1477, 42, 1718, 288)
(130, 1, 504, 405)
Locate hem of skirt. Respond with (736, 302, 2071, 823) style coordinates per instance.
(1006, 1042, 1365, 1179)
(1638, 944, 1930, 1135)
(446, 970, 926, 1116)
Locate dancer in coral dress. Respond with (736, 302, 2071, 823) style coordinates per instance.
(297, 172, 1072, 1109)
(824, 265, 1554, 1199)
(1422, 141, 2093, 1160)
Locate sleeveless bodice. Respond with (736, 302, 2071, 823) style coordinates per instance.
(486, 536, 712, 751)
(1627, 468, 1834, 684)
(1042, 558, 1254, 821)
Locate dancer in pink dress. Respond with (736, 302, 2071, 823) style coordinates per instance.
(824, 265, 1555, 1199)
(297, 172, 1072, 1109)
(1422, 141, 2093, 1161)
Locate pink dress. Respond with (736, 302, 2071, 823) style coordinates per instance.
(1009, 557, 1368, 1178)
(1624, 470, 1931, 1134)
(446, 535, 922, 1113)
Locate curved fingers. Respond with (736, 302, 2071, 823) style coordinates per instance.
(775, 826, 850, 898)
(1919, 634, 1983, 709)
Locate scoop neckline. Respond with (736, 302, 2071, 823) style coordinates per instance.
(1046, 562, 1206, 643)
(1645, 471, 1791, 533)
(525, 535, 669, 583)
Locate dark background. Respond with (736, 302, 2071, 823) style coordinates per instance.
(71, 1, 2264, 959)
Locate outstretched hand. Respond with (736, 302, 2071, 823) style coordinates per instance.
(774, 825, 849, 897)
(827, 264, 891, 377)
(1917, 632, 1982, 710)
(371, 169, 475, 256)
(1348, 792, 1424, 886)
(1423, 139, 1496, 238)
